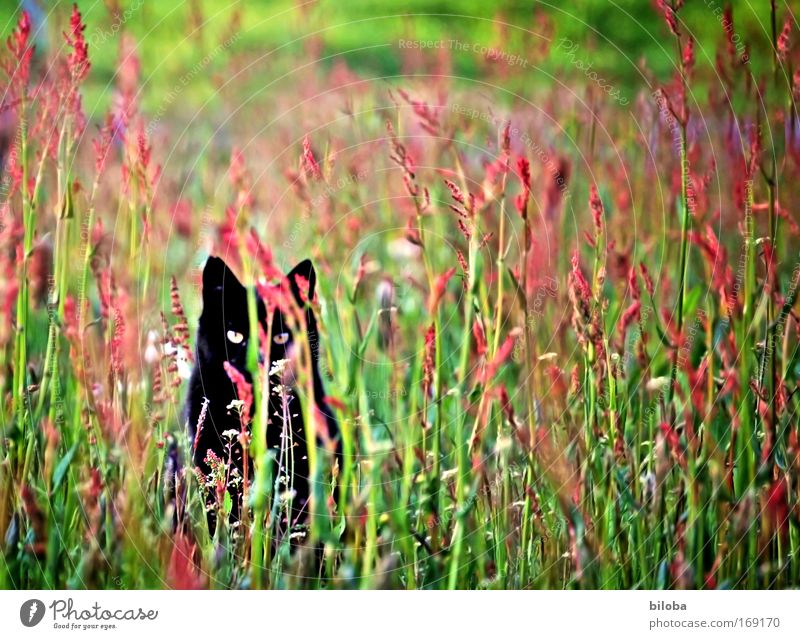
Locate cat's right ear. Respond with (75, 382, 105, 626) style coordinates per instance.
(202, 256, 241, 303)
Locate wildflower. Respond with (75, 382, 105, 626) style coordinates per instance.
(617, 300, 641, 337)
(659, 421, 686, 468)
(92, 113, 116, 180)
(135, 124, 153, 193)
(269, 358, 290, 377)
(170, 276, 192, 361)
(397, 88, 440, 135)
(245, 229, 283, 281)
(656, 0, 681, 37)
(3, 11, 34, 100)
(481, 328, 522, 383)
(472, 318, 487, 357)
(445, 178, 475, 239)
(421, 323, 436, 397)
(639, 262, 655, 297)
(765, 479, 790, 538)
(192, 398, 209, 456)
(682, 35, 694, 77)
(111, 305, 125, 378)
(569, 252, 592, 306)
(777, 15, 792, 63)
(515, 156, 531, 217)
(428, 267, 456, 314)
(628, 266, 641, 301)
(386, 120, 420, 200)
(500, 121, 511, 155)
(64, 4, 90, 84)
(167, 534, 205, 589)
(223, 361, 253, 423)
(589, 184, 603, 236)
(302, 135, 323, 180)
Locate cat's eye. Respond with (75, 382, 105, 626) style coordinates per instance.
(226, 330, 244, 344)
(273, 332, 290, 345)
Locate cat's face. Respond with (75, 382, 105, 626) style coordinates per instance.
(267, 259, 318, 379)
(197, 256, 265, 372)
(197, 256, 317, 376)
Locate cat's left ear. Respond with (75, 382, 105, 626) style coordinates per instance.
(286, 259, 316, 305)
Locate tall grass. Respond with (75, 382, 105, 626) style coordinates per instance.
(0, 3, 799, 589)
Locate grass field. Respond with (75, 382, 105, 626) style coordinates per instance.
(1, 1, 799, 589)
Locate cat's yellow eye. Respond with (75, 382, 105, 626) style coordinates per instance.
(226, 330, 244, 344)
(273, 332, 290, 345)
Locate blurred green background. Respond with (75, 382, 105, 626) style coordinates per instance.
(0, 0, 786, 118)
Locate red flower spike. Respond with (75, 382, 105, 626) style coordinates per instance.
(639, 262, 655, 298)
(656, 0, 680, 37)
(589, 184, 604, 235)
(472, 319, 487, 357)
(4, 11, 34, 95)
(777, 15, 792, 63)
(428, 267, 457, 315)
(682, 36, 694, 76)
(302, 135, 323, 181)
(223, 361, 253, 425)
(64, 4, 90, 84)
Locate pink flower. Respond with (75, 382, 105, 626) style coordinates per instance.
(472, 319, 487, 357)
(302, 135, 323, 180)
(682, 36, 694, 75)
(618, 300, 641, 336)
(589, 184, 604, 235)
(3, 11, 34, 98)
(777, 15, 792, 63)
(64, 4, 90, 84)
(245, 230, 284, 282)
(223, 361, 253, 425)
(428, 267, 457, 314)
(481, 328, 522, 384)
(655, 0, 680, 37)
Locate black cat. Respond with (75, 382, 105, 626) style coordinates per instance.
(185, 256, 339, 537)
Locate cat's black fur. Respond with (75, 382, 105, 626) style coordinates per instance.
(185, 256, 339, 536)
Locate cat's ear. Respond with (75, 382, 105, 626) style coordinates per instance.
(202, 256, 244, 302)
(286, 259, 316, 304)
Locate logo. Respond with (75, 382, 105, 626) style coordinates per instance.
(20, 599, 46, 627)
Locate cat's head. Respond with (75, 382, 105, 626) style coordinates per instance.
(197, 256, 320, 376)
(197, 256, 266, 372)
(268, 259, 319, 373)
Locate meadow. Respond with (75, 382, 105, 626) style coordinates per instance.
(0, 0, 799, 589)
